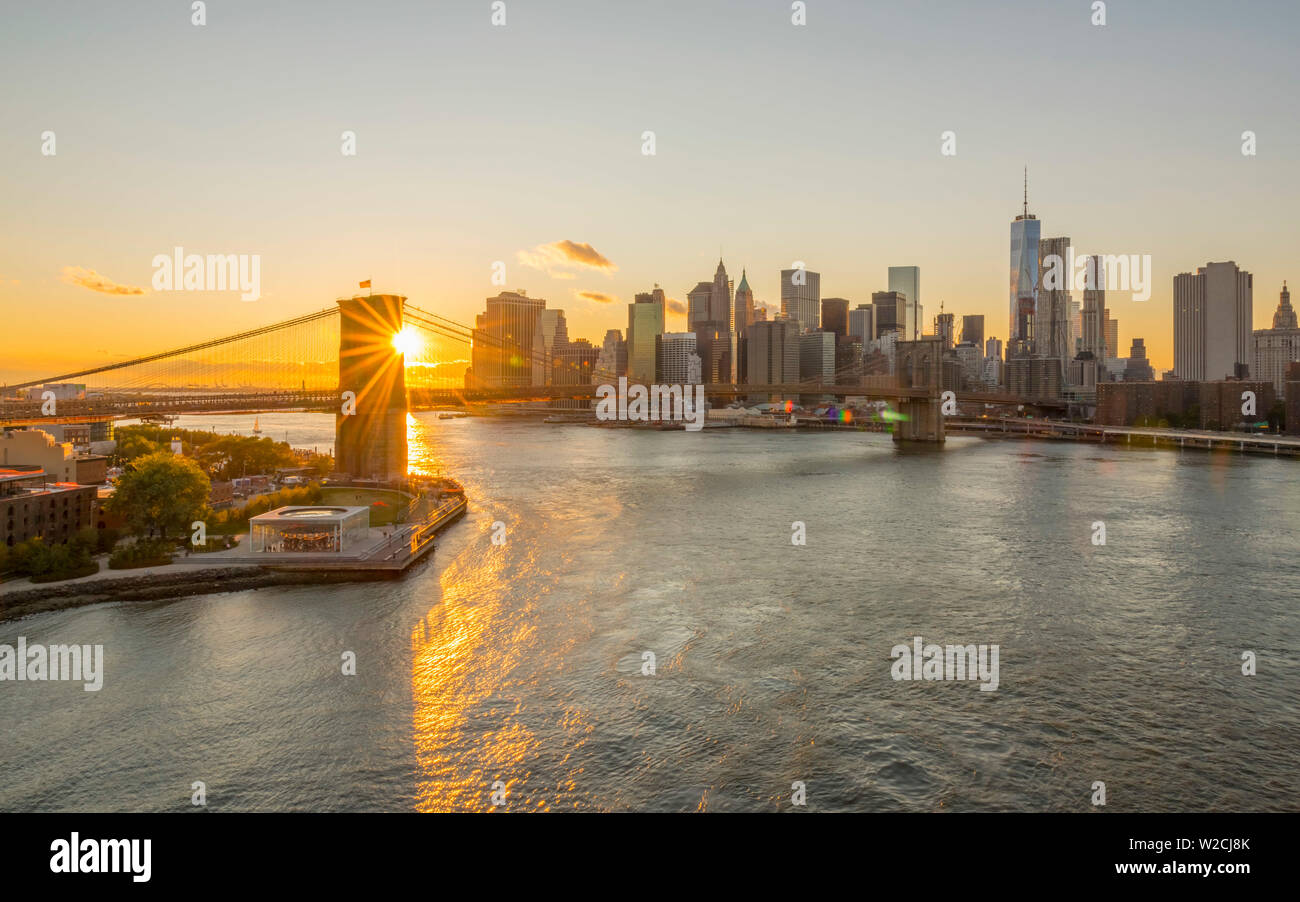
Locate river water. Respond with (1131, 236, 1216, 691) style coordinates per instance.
(2, 412, 1297, 811)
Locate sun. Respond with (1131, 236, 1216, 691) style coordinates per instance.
(391, 326, 423, 358)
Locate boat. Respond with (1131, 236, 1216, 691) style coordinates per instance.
(252, 417, 262, 434)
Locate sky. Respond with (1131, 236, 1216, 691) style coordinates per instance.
(2, 0, 1297, 382)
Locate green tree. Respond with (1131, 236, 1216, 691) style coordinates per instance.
(108, 452, 211, 540)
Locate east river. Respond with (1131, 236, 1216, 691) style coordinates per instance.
(2, 412, 1296, 811)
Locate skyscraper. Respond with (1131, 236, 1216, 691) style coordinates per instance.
(961, 315, 985, 349)
(821, 298, 850, 338)
(710, 258, 733, 328)
(532, 309, 569, 386)
(627, 290, 666, 383)
(656, 332, 699, 384)
(1252, 282, 1300, 393)
(471, 290, 546, 388)
(733, 269, 755, 339)
(799, 331, 835, 382)
(747, 318, 800, 387)
(848, 304, 875, 347)
(1081, 255, 1107, 358)
(1009, 170, 1041, 345)
(781, 267, 821, 332)
(872, 291, 905, 339)
(595, 329, 627, 381)
(1174, 262, 1253, 381)
(687, 281, 712, 330)
(935, 310, 955, 350)
(887, 266, 921, 340)
(1038, 236, 1073, 362)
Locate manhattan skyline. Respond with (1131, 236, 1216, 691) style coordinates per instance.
(2, 0, 1297, 380)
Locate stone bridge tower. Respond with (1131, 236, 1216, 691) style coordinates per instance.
(894, 336, 946, 446)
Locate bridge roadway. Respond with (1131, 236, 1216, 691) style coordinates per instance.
(0, 384, 1066, 422)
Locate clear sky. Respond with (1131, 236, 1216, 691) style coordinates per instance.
(2, 0, 1296, 382)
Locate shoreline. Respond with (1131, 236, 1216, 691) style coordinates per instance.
(0, 566, 399, 623)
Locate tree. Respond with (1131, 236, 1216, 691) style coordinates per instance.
(108, 452, 211, 540)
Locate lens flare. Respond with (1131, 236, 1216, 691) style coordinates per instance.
(392, 326, 423, 357)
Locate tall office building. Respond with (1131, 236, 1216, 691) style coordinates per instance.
(694, 320, 734, 384)
(1038, 236, 1073, 365)
(710, 259, 734, 328)
(961, 315, 985, 349)
(595, 329, 627, 381)
(799, 331, 836, 383)
(872, 291, 905, 339)
(656, 332, 699, 384)
(1010, 171, 1041, 344)
(848, 304, 875, 346)
(934, 310, 955, 349)
(1174, 262, 1253, 381)
(532, 309, 569, 386)
(336, 293, 407, 483)
(747, 318, 800, 386)
(821, 298, 850, 338)
(1123, 338, 1155, 382)
(552, 338, 599, 386)
(627, 290, 666, 382)
(1252, 282, 1300, 393)
(686, 281, 712, 330)
(471, 290, 546, 388)
(781, 267, 821, 332)
(733, 269, 755, 382)
(887, 266, 921, 340)
(733, 269, 755, 339)
(1104, 315, 1119, 362)
(1081, 255, 1108, 358)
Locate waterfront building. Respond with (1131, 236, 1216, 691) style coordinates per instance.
(1174, 261, 1254, 381)
(249, 506, 371, 554)
(0, 467, 97, 548)
(469, 290, 545, 388)
(1252, 282, 1300, 393)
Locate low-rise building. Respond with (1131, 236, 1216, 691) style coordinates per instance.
(1, 467, 97, 548)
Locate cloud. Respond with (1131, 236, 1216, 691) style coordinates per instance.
(577, 290, 618, 304)
(518, 240, 617, 277)
(667, 298, 687, 315)
(61, 265, 146, 296)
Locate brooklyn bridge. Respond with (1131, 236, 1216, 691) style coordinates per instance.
(0, 293, 1070, 453)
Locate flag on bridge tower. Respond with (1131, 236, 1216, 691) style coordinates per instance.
(359, 279, 371, 289)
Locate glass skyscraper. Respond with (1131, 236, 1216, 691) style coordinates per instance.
(1009, 172, 1040, 344)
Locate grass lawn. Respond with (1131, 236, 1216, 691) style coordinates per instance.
(319, 487, 410, 526)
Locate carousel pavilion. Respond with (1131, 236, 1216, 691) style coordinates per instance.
(248, 506, 371, 554)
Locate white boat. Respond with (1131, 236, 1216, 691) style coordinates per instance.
(252, 417, 262, 434)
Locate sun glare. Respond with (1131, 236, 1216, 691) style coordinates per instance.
(392, 326, 423, 358)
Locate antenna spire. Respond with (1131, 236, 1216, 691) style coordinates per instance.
(1023, 166, 1028, 218)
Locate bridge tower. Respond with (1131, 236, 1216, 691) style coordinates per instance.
(893, 336, 946, 446)
(335, 294, 408, 483)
